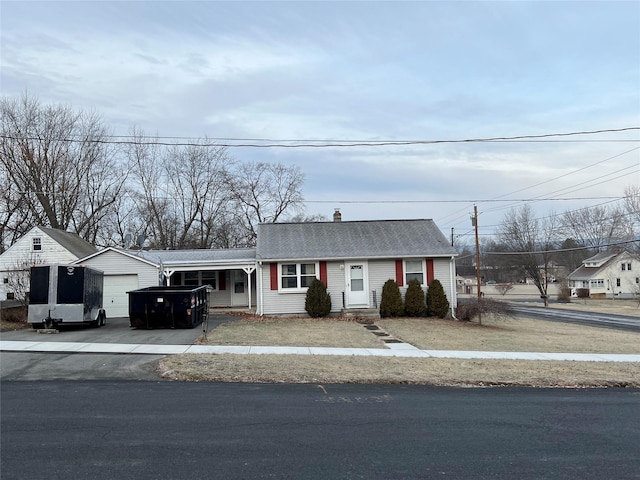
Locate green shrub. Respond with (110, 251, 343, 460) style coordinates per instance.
(305, 279, 332, 317)
(426, 279, 450, 318)
(404, 278, 427, 317)
(380, 279, 404, 317)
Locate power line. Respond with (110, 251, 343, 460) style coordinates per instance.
(484, 239, 639, 255)
(2, 126, 639, 148)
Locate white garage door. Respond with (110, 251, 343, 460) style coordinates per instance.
(103, 274, 138, 318)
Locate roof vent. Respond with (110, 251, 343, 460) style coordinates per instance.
(333, 209, 342, 222)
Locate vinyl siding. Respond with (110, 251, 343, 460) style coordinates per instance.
(258, 258, 456, 316)
(80, 250, 158, 288)
(0, 228, 85, 301)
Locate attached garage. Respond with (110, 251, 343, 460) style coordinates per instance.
(76, 248, 161, 319)
(103, 274, 138, 317)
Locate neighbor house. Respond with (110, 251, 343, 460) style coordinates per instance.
(0, 226, 96, 301)
(76, 247, 257, 317)
(254, 218, 458, 316)
(567, 250, 639, 299)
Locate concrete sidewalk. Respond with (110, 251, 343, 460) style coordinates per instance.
(2, 340, 639, 362)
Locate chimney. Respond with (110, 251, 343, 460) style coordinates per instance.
(333, 209, 342, 222)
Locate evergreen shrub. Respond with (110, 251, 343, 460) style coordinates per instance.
(404, 278, 427, 317)
(380, 279, 404, 317)
(304, 279, 332, 317)
(426, 279, 450, 318)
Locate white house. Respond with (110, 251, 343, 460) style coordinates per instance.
(0, 226, 96, 301)
(254, 219, 458, 316)
(568, 251, 639, 299)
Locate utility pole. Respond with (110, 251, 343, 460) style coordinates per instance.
(473, 205, 481, 300)
(472, 204, 482, 325)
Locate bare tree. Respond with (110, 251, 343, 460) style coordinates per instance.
(561, 204, 631, 251)
(494, 283, 514, 296)
(498, 205, 561, 306)
(0, 93, 125, 243)
(228, 161, 304, 245)
(126, 130, 233, 249)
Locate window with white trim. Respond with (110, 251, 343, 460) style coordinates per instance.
(405, 260, 424, 285)
(178, 271, 218, 290)
(280, 262, 317, 290)
(590, 279, 604, 287)
(201, 271, 218, 290)
(616, 278, 621, 287)
(32, 237, 42, 251)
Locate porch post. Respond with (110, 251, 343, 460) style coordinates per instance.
(243, 266, 256, 310)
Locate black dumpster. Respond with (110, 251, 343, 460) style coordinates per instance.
(127, 285, 209, 329)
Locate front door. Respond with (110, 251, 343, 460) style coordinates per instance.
(231, 270, 247, 306)
(346, 262, 368, 307)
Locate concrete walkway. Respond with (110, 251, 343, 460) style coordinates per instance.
(1, 339, 639, 362)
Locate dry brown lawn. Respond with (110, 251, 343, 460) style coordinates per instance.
(160, 312, 640, 387)
(201, 316, 381, 348)
(159, 354, 640, 387)
(376, 316, 640, 354)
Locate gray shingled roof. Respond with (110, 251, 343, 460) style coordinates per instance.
(131, 248, 256, 266)
(256, 219, 457, 261)
(40, 227, 97, 258)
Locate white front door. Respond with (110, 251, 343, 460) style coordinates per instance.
(346, 262, 369, 307)
(231, 270, 247, 306)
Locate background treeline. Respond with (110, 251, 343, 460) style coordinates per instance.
(0, 94, 320, 252)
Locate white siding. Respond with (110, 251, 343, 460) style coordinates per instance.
(259, 263, 306, 315)
(367, 259, 396, 308)
(433, 257, 457, 309)
(258, 257, 456, 316)
(0, 227, 83, 301)
(81, 250, 159, 287)
(81, 250, 159, 316)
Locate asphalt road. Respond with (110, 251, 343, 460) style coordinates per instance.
(2, 382, 639, 480)
(511, 305, 640, 332)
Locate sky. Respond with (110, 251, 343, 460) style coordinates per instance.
(1, 0, 639, 246)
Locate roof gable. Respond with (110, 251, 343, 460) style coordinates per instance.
(256, 219, 457, 261)
(37, 226, 97, 258)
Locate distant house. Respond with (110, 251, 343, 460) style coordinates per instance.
(254, 218, 458, 316)
(567, 251, 639, 299)
(0, 226, 96, 301)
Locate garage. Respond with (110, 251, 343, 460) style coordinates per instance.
(103, 274, 138, 318)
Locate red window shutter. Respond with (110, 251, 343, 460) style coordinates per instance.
(395, 259, 404, 286)
(320, 261, 328, 286)
(426, 259, 434, 284)
(270, 263, 278, 290)
(219, 271, 226, 291)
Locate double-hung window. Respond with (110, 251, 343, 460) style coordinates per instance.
(32, 237, 42, 251)
(405, 260, 424, 285)
(280, 263, 317, 291)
